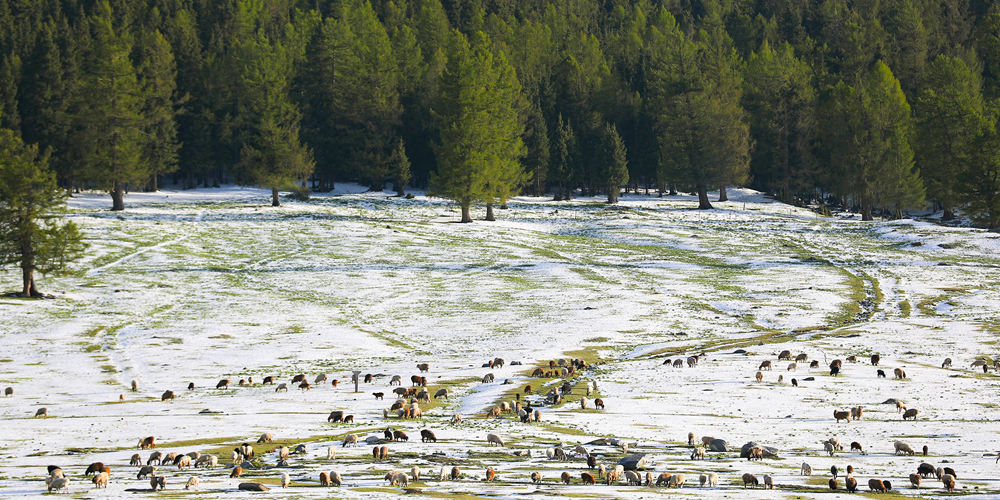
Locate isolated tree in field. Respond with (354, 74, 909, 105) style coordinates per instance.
(73, 1, 147, 211)
(823, 62, 924, 219)
(0, 129, 86, 297)
(648, 12, 750, 209)
(598, 123, 628, 203)
(232, 34, 314, 207)
(914, 56, 984, 220)
(391, 138, 411, 196)
(430, 31, 525, 222)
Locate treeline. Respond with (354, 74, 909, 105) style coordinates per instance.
(1, 0, 1000, 225)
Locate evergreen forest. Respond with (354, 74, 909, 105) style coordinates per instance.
(2, 0, 1000, 225)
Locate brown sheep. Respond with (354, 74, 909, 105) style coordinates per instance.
(834, 410, 851, 423)
(485, 468, 496, 482)
(851, 441, 863, 453)
(3, 386, 11, 397)
(298, 380, 311, 391)
(851, 406, 863, 420)
(365, 373, 374, 383)
(894, 367, 906, 379)
(292, 374, 306, 384)
(450, 466, 461, 480)
(903, 408, 919, 420)
(216, 379, 229, 389)
(759, 360, 772, 370)
(417, 363, 430, 372)
(846, 476, 858, 492)
(380, 446, 388, 461)
(810, 360, 820, 368)
(257, 433, 274, 444)
(830, 478, 837, 489)
(531, 472, 542, 483)
(434, 388, 448, 399)
(755, 371, 763, 382)
(531, 368, 545, 377)
(742, 473, 759, 488)
(795, 353, 808, 362)
(262, 376, 274, 385)
(137, 466, 154, 479)
(582, 472, 596, 484)
(941, 473, 956, 492)
(230, 466, 244, 478)
(846, 355, 857, 362)
(594, 398, 605, 409)
(344, 415, 354, 423)
(778, 350, 791, 360)
(830, 359, 842, 369)
(561, 471, 571, 484)
(656, 472, 672, 486)
(393, 430, 409, 442)
(130, 453, 141, 466)
(747, 446, 764, 461)
(421, 429, 437, 442)
(138, 436, 156, 449)
(871, 354, 880, 365)
(85, 462, 105, 476)
(868, 478, 886, 492)
(328, 410, 345, 422)
(319, 471, 331, 486)
(93, 471, 109, 488)
(909, 473, 921, 488)
(147, 451, 163, 465)
(161, 390, 175, 401)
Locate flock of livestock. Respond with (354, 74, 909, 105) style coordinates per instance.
(23, 349, 994, 495)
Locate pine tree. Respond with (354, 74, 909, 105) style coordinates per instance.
(743, 41, 817, 204)
(914, 55, 984, 220)
(430, 31, 525, 222)
(135, 29, 181, 192)
(550, 113, 576, 200)
(598, 122, 629, 203)
(523, 103, 550, 196)
(232, 33, 314, 207)
(0, 53, 20, 133)
(0, 129, 87, 297)
(823, 62, 924, 220)
(392, 138, 411, 196)
(648, 11, 750, 209)
(959, 111, 1000, 229)
(73, 1, 147, 211)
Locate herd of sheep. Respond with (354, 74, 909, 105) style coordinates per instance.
(19, 350, 995, 495)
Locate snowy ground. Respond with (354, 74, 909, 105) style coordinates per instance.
(1, 183, 999, 498)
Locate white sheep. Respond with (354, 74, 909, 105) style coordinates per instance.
(276, 383, 288, 392)
(327, 446, 336, 459)
(411, 466, 420, 481)
(451, 413, 462, 425)
(708, 473, 719, 487)
(894, 441, 915, 455)
(574, 445, 589, 457)
(185, 476, 199, 490)
(391, 472, 409, 487)
(669, 473, 686, 488)
(824, 441, 836, 456)
(342, 434, 359, 447)
(281, 472, 290, 488)
(801, 462, 812, 475)
(486, 433, 505, 447)
(329, 471, 342, 486)
(195, 455, 217, 468)
(176, 455, 192, 469)
(691, 447, 706, 460)
(93, 472, 109, 488)
(48, 476, 69, 493)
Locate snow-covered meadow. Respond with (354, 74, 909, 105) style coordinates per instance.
(1, 184, 999, 498)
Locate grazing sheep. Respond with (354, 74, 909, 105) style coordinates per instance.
(238, 482, 269, 491)
(851, 441, 864, 453)
(185, 476, 199, 490)
(851, 406, 863, 420)
(421, 429, 437, 443)
(691, 447, 706, 460)
(742, 473, 759, 488)
(942, 358, 952, 368)
(451, 413, 462, 425)
(230, 466, 244, 478)
(668, 474, 686, 488)
(262, 376, 274, 385)
(366, 374, 375, 383)
(276, 383, 288, 392)
(380, 446, 388, 461)
(85, 462, 105, 476)
(93, 471, 109, 488)
(827, 437, 844, 450)
(847, 355, 858, 362)
(485, 468, 497, 482)
(749, 446, 765, 460)
(708, 473, 718, 487)
(877, 369, 886, 378)
(787, 362, 797, 371)
(342, 434, 358, 447)
(315, 373, 328, 384)
(417, 363, 430, 372)
(257, 433, 274, 444)
(393, 430, 409, 442)
(587, 455, 597, 469)
(582, 472, 596, 484)
(655, 473, 672, 486)
(688, 432, 695, 446)
(187, 451, 201, 461)
(137, 466, 155, 479)
(830, 478, 838, 489)
(699, 474, 708, 487)
(673, 359, 684, 368)
(941, 473, 956, 492)
(897, 401, 906, 412)
(824, 441, 836, 456)
(277, 446, 289, 460)
(560, 471, 571, 484)
(701, 436, 715, 446)
(574, 445, 589, 457)
(151, 474, 165, 490)
(298, 380, 311, 391)
(434, 388, 448, 399)
(327, 447, 336, 460)
(320, 472, 331, 486)
(328, 410, 345, 423)
(533, 409, 541, 421)
(451, 466, 461, 480)
(482, 373, 494, 383)
(795, 353, 808, 362)
(164, 452, 179, 463)
(763, 474, 773, 489)
(411, 466, 421, 482)
(943, 467, 957, 478)
(755, 371, 763, 382)
(910, 473, 921, 488)
(625, 471, 642, 485)
(195, 455, 218, 468)
(176, 455, 192, 469)
(486, 433, 505, 447)
(759, 360, 772, 370)
(48, 476, 69, 493)
(792, 378, 798, 386)
(903, 408, 919, 420)
(389, 375, 402, 386)
(810, 360, 820, 367)
(598, 464, 606, 478)
(923, 445, 928, 456)
(972, 359, 987, 368)
(580, 397, 588, 409)
(281, 472, 290, 488)
(845, 476, 858, 492)
(801, 462, 812, 475)
(148, 451, 163, 465)
(871, 354, 880, 365)
(894, 367, 906, 379)
(868, 478, 886, 492)
(895, 441, 915, 455)
(130, 453, 141, 466)
(34, 407, 47, 417)
(778, 350, 792, 360)
(216, 379, 229, 389)
(834, 410, 850, 423)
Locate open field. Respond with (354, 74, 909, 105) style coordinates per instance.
(2, 185, 1000, 498)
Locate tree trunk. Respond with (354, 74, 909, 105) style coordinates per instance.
(271, 187, 280, 207)
(943, 207, 955, 221)
(697, 184, 713, 210)
(607, 185, 618, 204)
(111, 181, 125, 211)
(718, 185, 728, 202)
(485, 203, 496, 221)
(460, 205, 473, 223)
(861, 201, 873, 221)
(21, 266, 38, 298)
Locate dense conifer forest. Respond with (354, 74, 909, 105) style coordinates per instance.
(1, 0, 1000, 225)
